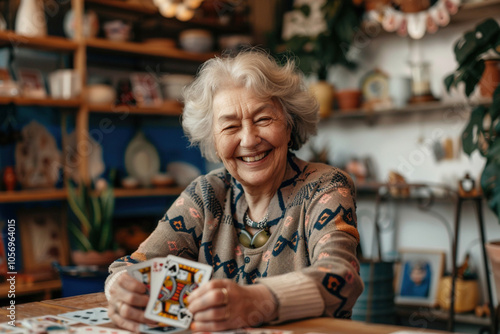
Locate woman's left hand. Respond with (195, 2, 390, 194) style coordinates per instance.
(187, 279, 278, 332)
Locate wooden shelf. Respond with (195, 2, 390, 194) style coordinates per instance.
(0, 189, 68, 203)
(0, 96, 82, 108)
(113, 186, 184, 198)
(396, 305, 490, 327)
(0, 31, 78, 52)
(88, 100, 183, 116)
(85, 0, 158, 14)
(328, 101, 475, 123)
(453, 0, 500, 24)
(0, 279, 61, 298)
(0, 187, 183, 203)
(85, 38, 216, 62)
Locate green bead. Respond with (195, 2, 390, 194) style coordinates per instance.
(239, 229, 252, 248)
(253, 229, 270, 248)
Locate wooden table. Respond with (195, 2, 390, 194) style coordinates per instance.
(0, 293, 450, 334)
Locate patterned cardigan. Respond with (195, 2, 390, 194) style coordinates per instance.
(107, 153, 364, 323)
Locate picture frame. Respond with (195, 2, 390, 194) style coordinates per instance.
(17, 68, 47, 98)
(18, 208, 69, 274)
(130, 72, 162, 106)
(395, 249, 445, 307)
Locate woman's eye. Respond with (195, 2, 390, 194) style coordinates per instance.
(257, 117, 272, 123)
(223, 125, 238, 131)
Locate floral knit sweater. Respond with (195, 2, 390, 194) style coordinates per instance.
(106, 154, 364, 323)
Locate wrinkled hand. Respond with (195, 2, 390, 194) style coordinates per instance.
(187, 279, 278, 332)
(107, 272, 157, 332)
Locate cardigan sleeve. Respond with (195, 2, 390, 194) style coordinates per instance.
(258, 170, 363, 322)
(105, 178, 207, 296)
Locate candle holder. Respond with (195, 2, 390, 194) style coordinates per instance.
(409, 61, 438, 103)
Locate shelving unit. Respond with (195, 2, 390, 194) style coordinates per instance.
(0, 0, 235, 300)
(327, 99, 491, 125)
(85, 37, 216, 61)
(88, 100, 183, 116)
(0, 30, 78, 52)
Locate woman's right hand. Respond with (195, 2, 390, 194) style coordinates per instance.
(107, 272, 156, 332)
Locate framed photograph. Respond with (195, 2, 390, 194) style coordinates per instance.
(395, 249, 445, 307)
(17, 68, 47, 98)
(130, 72, 162, 106)
(19, 208, 69, 274)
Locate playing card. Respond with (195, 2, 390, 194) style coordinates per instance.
(244, 330, 293, 334)
(0, 315, 78, 334)
(145, 255, 213, 329)
(127, 258, 168, 295)
(0, 323, 29, 334)
(138, 324, 187, 334)
(58, 307, 111, 325)
(30, 316, 78, 327)
(71, 326, 131, 334)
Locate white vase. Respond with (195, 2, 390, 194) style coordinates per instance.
(15, 0, 47, 37)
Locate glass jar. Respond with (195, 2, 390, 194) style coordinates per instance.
(410, 62, 432, 96)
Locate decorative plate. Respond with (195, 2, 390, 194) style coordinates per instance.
(124, 131, 160, 187)
(15, 121, 61, 189)
(167, 161, 201, 187)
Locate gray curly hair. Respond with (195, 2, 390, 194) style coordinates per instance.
(182, 49, 319, 162)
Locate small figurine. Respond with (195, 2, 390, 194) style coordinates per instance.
(388, 171, 410, 197)
(116, 78, 136, 106)
(458, 173, 479, 198)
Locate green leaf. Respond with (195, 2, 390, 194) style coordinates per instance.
(444, 73, 456, 92)
(488, 138, 500, 164)
(91, 195, 102, 231)
(462, 105, 488, 155)
(454, 19, 500, 65)
(67, 181, 93, 235)
(464, 60, 485, 97)
(68, 223, 93, 251)
(475, 19, 500, 48)
(481, 160, 500, 214)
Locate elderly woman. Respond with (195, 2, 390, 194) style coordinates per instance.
(106, 50, 363, 332)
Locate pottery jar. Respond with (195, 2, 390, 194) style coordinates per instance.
(15, 0, 47, 37)
(3, 166, 16, 191)
(479, 59, 500, 98)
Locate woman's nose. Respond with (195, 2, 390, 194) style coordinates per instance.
(240, 125, 261, 148)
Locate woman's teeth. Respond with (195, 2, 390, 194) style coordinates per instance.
(241, 151, 268, 162)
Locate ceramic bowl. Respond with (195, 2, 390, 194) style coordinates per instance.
(151, 173, 175, 188)
(103, 20, 131, 42)
(218, 35, 253, 52)
(161, 74, 194, 100)
(179, 29, 213, 53)
(87, 84, 116, 105)
(122, 176, 139, 189)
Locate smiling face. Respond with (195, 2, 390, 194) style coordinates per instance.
(212, 86, 291, 191)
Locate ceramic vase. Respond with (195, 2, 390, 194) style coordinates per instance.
(336, 89, 362, 111)
(15, 0, 47, 37)
(3, 166, 16, 191)
(309, 81, 335, 119)
(479, 59, 500, 98)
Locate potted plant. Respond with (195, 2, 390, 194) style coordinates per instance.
(275, 0, 363, 117)
(66, 171, 123, 267)
(444, 17, 500, 301)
